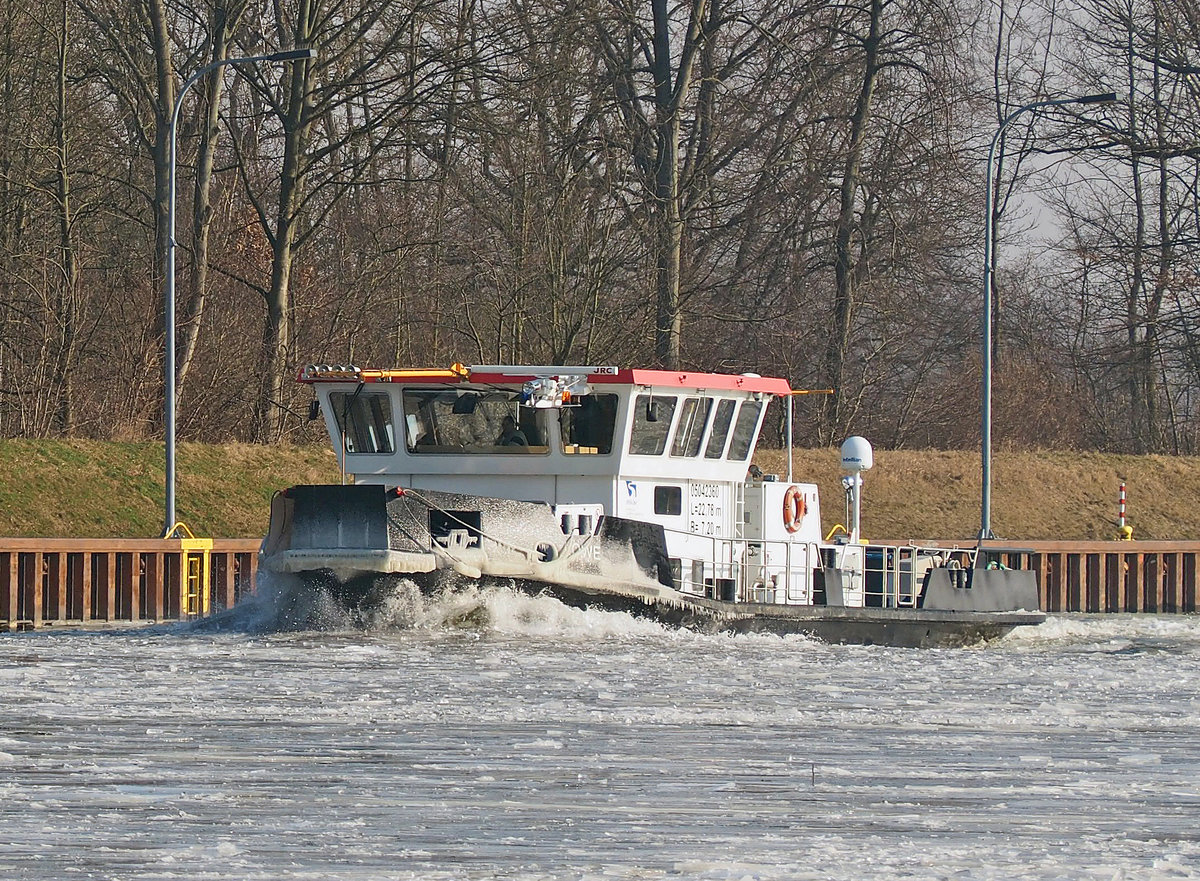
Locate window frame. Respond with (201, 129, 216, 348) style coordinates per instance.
(670, 397, 713, 458)
(329, 390, 396, 455)
(726, 400, 763, 461)
(558, 393, 619, 455)
(704, 398, 737, 459)
(628, 394, 678, 456)
(401, 388, 550, 454)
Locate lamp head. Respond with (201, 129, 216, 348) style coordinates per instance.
(267, 48, 316, 62)
(1074, 91, 1117, 105)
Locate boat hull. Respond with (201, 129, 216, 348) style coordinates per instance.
(259, 483, 1046, 646)
(656, 597, 1046, 648)
(259, 567, 1042, 647)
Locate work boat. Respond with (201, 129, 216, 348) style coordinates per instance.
(260, 364, 1045, 646)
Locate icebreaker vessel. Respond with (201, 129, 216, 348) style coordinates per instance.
(260, 363, 1044, 645)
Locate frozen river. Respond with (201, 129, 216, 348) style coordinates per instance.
(1, 584, 1198, 880)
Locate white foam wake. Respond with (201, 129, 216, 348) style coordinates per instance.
(193, 570, 673, 640)
(196, 571, 1200, 652)
(998, 612, 1200, 651)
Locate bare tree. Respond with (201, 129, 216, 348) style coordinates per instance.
(596, 0, 718, 369)
(176, 0, 249, 393)
(986, 0, 1059, 366)
(0, 0, 90, 436)
(1051, 0, 1198, 451)
(814, 0, 977, 442)
(226, 0, 467, 441)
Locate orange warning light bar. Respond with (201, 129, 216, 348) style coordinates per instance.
(297, 363, 469, 383)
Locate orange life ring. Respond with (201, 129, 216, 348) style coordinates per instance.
(782, 485, 806, 533)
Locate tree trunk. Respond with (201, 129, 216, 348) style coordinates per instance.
(1147, 9, 1170, 453)
(258, 240, 293, 442)
(147, 0, 173, 302)
(178, 0, 246, 395)
(147, 0, 175, 438)
(1121, 13, 1153, 454)
(51, 0, 78, 434)
(650, 0, 707, 370)
(255, 0, 313, 442)
(821, 0, 882, 442)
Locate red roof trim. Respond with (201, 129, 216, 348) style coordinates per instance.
(298, 365, 792, 395)
(621, 369, 792, 395)
(467, 367, 790, 394)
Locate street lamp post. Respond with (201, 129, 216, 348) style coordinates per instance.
(163, 47, 315, 538)
(979, 91, 1116, 541)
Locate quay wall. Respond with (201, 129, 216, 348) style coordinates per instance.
(1, 538, 1196, 630)
(978, 540, 1199, 614)
(0, 538, 260, 631)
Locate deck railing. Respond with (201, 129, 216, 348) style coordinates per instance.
(0, 538, 261, 631)
(671, 532, 1200, 614)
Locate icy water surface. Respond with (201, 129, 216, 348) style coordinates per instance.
(0, 584, 1198, 880)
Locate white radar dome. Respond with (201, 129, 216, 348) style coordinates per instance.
(840, 436, 874, 472)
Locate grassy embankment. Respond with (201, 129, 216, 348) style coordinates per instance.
(0, 440, 336, 538)
(1, 439, 1197, 540)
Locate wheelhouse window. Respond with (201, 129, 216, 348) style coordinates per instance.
(654, 485, 682, 515)
(670, 397, 712, 458)
(402, 389, 549, 454)
(629, 394, 677, 455)
(727, 400, 762, 461)
(559, 394, 618, 454)
(329, 391, 395, 454)
(705, 399, 737, 459)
